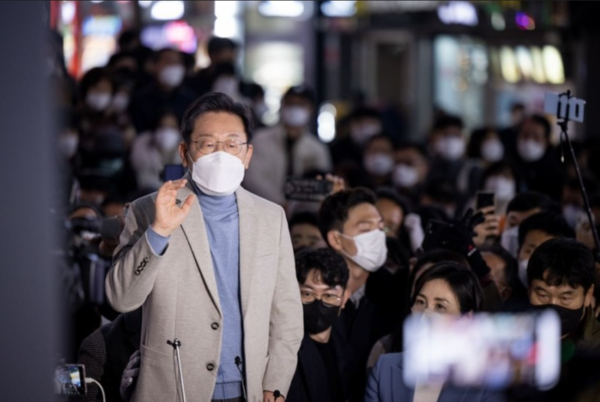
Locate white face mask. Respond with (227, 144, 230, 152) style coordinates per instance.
(393, 164, 420, 188)
(350, 123, 381, 146)
(518, 259, 529, 288)
(159, 65, 185, 88)
(189, 151, 246, 196)
(212, 76, 239, 98)
(59, 132, 79, 158)
(111, 93, 130, 112)
(501, 225, 520, 258)
(281, 106, 310, 128)
(485, 176, 516, 202)
(339, 229, 387, 272)
(518, 139, 545, 162)
(435, 137, 465, 161)
(364, 153, 394, 176)
(481, 139, 504, 163)
(86, 92, 112, 111)
(155, 127, 181, 151)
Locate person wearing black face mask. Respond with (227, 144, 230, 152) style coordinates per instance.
(527, 239, 600, 351)
(287, 248, 357, 402)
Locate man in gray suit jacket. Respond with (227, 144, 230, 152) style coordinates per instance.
(105, 93, 303, 402)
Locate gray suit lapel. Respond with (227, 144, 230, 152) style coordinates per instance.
(236, 187, 257, 318)
(178, 178, 222, 316)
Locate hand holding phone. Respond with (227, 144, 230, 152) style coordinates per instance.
(55, 364, 87, 395)
(285, 178, 333, 202)
(473, 207, 500, 247)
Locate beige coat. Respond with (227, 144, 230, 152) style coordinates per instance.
(105, 181, 303, 402)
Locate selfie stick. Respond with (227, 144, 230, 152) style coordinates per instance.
(555, 90, 600, 261)
(167, 339, 187, 402)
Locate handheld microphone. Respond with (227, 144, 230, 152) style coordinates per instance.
(273, 390, 281, 401)
(234, 356, 248, 401)
(167, 338, 187, 402)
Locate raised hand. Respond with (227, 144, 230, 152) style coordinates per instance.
(473, 206, 500, 247)
(152, 179, 196, 237)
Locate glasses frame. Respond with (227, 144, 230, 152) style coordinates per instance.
(300, 288, 345, 308)
(189, 138, 249, 155)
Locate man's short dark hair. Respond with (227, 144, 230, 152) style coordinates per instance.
(181, 92, 254, 143)
(318, 188, 377, 245)
(433, 115, 464, 132)
(207, 36, 238, 57)
(527, 114, 552, 140)
(289, 212, 318, 230)
(506, 191, 561, 215)
(518, 212, 575, 249)
(528, 238, 595, 292)
(295, 248, 349, 289)
(412, 262, 483, 313)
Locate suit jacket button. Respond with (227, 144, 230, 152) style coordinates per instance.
(207, 363, 215, 371)
(211, 322, 219, 330)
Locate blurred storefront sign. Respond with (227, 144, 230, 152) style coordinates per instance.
(437, 1, 479, 26)
(363, 1, 441, 14)
(257, 1, 314, 20)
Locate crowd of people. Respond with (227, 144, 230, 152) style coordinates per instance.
(52, 29, 600, 402)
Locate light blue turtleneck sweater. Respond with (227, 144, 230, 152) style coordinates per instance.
(146, 186, 244, 400)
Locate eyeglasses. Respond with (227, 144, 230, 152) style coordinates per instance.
(189, 138, 248, 155)
(300, 290, 343, 307)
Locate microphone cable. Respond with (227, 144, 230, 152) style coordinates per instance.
(85, 378, 106, 402)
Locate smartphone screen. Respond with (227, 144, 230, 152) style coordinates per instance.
(476, 191, 496, 210)
(55, 364, 87, 395)
(403, 311, 561, 390)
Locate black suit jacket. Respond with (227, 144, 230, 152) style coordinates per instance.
(287, 330, 357, 402)
(333, 295, 387, 402)
(77, 309, 142, 402)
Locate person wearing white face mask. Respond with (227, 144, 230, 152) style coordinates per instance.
(428, 115, 480, 196)
(317, 188, 390, 397)
(79, 68, 114, 114)
(243, 85, 332, 205)
(106, 93, 303, 402)
(130, 112, 182, 190)
(391, 143, 430, 204)
(330, 107, 383, 169)
(363, 135, 395, 187)
(129, 49, 197, 134)
(514, 115, 565, 200)
(209, 62, 249, 104)
(466, 128, 505, 166)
